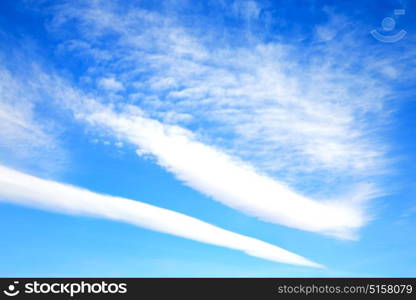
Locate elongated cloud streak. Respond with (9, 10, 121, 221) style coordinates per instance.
(78, 104, 372, 239)
(0, 164, 321, 268)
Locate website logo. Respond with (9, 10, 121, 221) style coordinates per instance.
(3, 281, 127, 297)
(371, 9, 406, 43)
(3, 281, 20, 297)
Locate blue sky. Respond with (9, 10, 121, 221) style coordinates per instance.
(0, 0, 415, 277)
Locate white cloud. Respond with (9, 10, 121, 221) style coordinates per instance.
(1, 0, 414, 272)
(231, 0, 261, 21)
(35, 1, 400, 239)
(0, 164, 321, 268)
(3, 67, 371, 239)
(71, 102, 372, 239)
(3, 0, 408, 244)
(315, 9, 348, 42)
(0, 66, 66, 174)
(98, 77, 124, 92)
(49, 1, 395, 185)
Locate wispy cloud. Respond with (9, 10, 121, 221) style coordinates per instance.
(98, 77, 125, 92)
(30, 0, 408, 238)
(47, 0, 398, 184)
(0, 56, 374, 239)
(0, 49, 374, 240)
(69, 101, 375, 239)
(0, 164, 322, 268)
(231, 0, 262, 22)
(1, 0, 415, 276)
(3, 0, 412, 244)
(0, 63, 66, 175)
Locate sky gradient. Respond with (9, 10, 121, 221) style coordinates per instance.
(1, 0, 416, 277)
